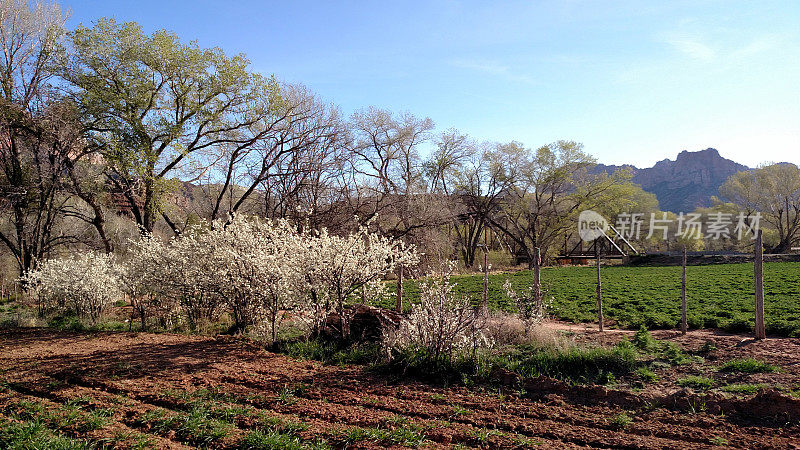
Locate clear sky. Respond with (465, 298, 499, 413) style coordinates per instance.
(62, 0, 800, 168)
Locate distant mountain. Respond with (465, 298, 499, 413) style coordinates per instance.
(594, 148, 751, 213)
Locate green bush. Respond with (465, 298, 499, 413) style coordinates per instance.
(47, 315, 86, 331)
(633, 327, 658, 352)
(722, 317, 752, 334)
(610, 413, 632, 429)
(634, 367, 659, 383)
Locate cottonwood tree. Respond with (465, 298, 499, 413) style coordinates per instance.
(349, 107, 446, 238)
(721, 163, 800, 253)
(261, 94, 351, 232)
(64, 18, 280, 234)
(437, 137, 516, 267)
(488, 140, 632, 266)
(203, 84, 350, 231)
(0, 0, 82, 276)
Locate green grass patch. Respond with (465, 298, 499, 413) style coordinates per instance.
(276, 339, 382, 366)
(3, 398, 111, 433)
(719, 358, 780, 374)
(0, 418, 94, 450)
(237, 429, 330, 450)
(494, 341, 638, 384)
(136, 407, 231, 446)
(610, 413, 633, 429)
(634, 367, 659, 383)
(335, 425, 426, 447)
(676, 376, 714, 390)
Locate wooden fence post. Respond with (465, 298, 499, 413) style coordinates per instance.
(681, 245, 688, 334)
(482, 244, 489, 314)
(595, 243, 604, 332)
(396, 266, 404, 313)
(754, 230, 766, 339)
(533, 247, 542, 314)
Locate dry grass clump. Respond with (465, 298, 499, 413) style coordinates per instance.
(484, 311, 572, 350)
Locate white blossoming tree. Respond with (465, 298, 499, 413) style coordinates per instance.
(23, 252, 122, 324)
(385, 262, 491, 367)
(203, 216, 308, 339)
(24, 213, 419, 341)
(305, 224, 419, 337)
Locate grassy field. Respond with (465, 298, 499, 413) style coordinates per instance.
(381, 262, 800, 336)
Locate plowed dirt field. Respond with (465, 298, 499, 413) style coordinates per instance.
(1, 328, 799, 449)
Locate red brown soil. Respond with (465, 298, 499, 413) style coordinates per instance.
(1, 327, 799, 449)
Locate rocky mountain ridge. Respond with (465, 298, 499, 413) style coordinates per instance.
(595, 148, 751, 212)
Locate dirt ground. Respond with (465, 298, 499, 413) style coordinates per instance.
(1, 325, 799, 449)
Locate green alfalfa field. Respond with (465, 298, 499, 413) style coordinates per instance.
(383, 262, 800, 337)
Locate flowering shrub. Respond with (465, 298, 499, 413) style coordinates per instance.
(385, 263, 491, 367)
(24, 214, 419, 340)
(203, 217, 308, 338)
(502, 279, 550, 328)
(23, 252, 121, 324)
(304, 224, 419, 337)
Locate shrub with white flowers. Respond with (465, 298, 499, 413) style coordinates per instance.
(202, 216, 308, 338)
(24, 213, 419, 340)
(23, 252, 122, 324)
(304, 224, 419, 337)
(385, 262, 491, 367)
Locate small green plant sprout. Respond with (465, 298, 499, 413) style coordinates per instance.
(597, 371, 616, 385)
(450, 404, 472, 416)
(429, 393, 445, 402)
(512, 434, 543, 447)
(610, 413, 633, 429)
(468, 427, 504, 445)
(634, 367, 659, 383)
(677, 376, 714, 391)
(699, 339, 717, 354)
(710, 436, 729, 446)
(633, 326, 658, 353)
(719, 358, 779, 374)
(276, 386, 297, 405)
(660, 342, 689, 365)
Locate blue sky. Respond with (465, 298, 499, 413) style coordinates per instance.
(62, 1, 799, 168)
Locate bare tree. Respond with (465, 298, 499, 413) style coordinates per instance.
(424, 130, 506, 268)
(0, 0, 79, 275)
(450, 140, 515, 267)
(349, 107, 447, 241)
